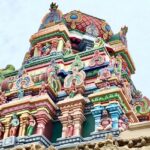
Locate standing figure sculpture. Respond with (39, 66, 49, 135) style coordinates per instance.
(66, 114, 74, 138)
(97, 110, 112, 131)
(0, 122, 4, 140)
(9, 114, 20, 137)
(63, 40, 72, 56)
(50, 40, 58, 55)
(26, 115, 36, 136)
(42, 42, 51, 56)
(114, 55, 123, 80)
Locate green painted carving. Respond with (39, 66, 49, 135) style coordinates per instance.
(0, 65, 15, 83)
(91, 93, 128, 112)
(31, 32, 69, 46)
(134, 97, 150, 115)
(47, 59, 61, 93)
(70, 55, 84, 71)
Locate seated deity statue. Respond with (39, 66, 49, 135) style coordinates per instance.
(97, 110, 112, 131)
(99, 68, 111, 81)
(66, 114, 74, 138)
(9, 114, 20, 137)
(26, 115, 36, 136)
(118, 115, 128, 132)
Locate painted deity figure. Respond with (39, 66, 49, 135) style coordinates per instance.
(47, 59, 61, 93)
(23, 52, 31, 64)
(39, 82, 48, 95)
(63, 40, 72, 56)
(18, 84, 24, 99)
(120, 26, 128, 46)
(97, 110, 112, 131)
(0, 90, 7, 105)
(98, 68, 111, 89)
(33, 43, 42, 57)
(114, 55, 123, 80)
(94, 37, 105, 49)
(122, 79, 132, 101)
(9, 114, 20, 137)
(42, 42, 51, 56)
(26, 115, 36, 136)
(0, 122, 4, 140)
(89, 50, 105, 67)
(66, 114, 74, 138)
(99, 68, 111, 81)
(69, 78, 78, 98)
(109, 56, 116, 73)
(118, 115, 128, 132)
(50, 40, 58, 55)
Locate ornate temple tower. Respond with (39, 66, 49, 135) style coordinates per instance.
(0, 2, 150, 150)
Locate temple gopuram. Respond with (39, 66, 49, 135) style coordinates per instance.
(0, 3, 150, 150)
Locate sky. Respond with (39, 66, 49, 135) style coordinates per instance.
(0, 0, 150, 97)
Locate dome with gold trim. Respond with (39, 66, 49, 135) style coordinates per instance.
(39, 3, 113, 41)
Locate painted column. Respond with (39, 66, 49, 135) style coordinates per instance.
(91, 106, 104, 131)
(3, 117, 11, 138)
(106, 103, 123, 129)
(57, 94, 86, 138)
(57, 39, 64, 52)
(19, 113, 29, 136)
(35, 111, 50, 135)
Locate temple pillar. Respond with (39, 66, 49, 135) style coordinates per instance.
(57, 94, 86, 138)
(57, 39, 64, 52)
(106, 103, 123, 129)
(3, 117, 11, 138)
(19, 113, 29, 136)
(35, 110, 50, 135)
(91, 106, 104, 131)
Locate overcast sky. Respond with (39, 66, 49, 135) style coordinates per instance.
(0, 0, 150, 98)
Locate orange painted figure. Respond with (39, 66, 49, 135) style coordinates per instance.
(97, 110, 112, 131)
(66, 114, 74, 138)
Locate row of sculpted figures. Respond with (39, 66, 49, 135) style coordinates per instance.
(0, 113, 36, 140)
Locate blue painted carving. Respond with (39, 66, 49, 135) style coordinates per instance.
(106, 103, 123, 129)
(91, 106, 104, 131)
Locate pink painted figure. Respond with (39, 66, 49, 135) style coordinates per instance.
(90, 50, 105, 66)
(39, 82, 48, 95)
(99, 68, 111, 81)
(97, 110, 112, 131)
(0, 91, 7, 105)
(66, 114, 74, 138)
(0, 122, 4, 140)
(9, 114, 19, 137)
(118, 115, 128, 132)
(109, 56, 116, 68)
